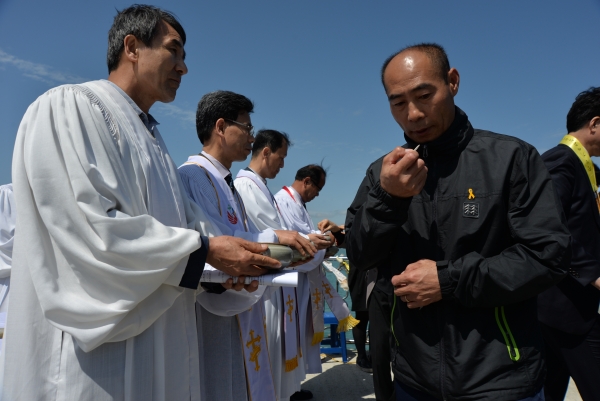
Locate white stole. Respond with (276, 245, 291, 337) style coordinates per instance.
(183, 156, 276, 401)
(279, 187, 358, 344)
(235, 171, 302, 371)
(235, 169, 284, 225)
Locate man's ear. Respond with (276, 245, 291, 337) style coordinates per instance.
(447, 68, 460, 96)
(123, 34, 139, 63)
(590, 116, 600, 134)
(262, 147, 271, 159)
(215, 118, 227, 137)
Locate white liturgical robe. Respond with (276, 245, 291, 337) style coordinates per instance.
(0, 184, 15, 352)
(0, 80, 219, 401)
(179, 153, 277, 401)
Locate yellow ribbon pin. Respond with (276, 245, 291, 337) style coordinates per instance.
(468, 189, 475, 199)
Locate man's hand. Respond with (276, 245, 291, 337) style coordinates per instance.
(592, 277, 600, 291)
(308, 233, 335, 250)
(206, 236, 280, 277)
(391, 259, 442, 309)
(318, 219, 342, 233)
(222, 276, 259, 292)
(380, 147, 427, 198)
(275, 230, 317, 257)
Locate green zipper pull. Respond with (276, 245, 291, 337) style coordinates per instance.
(495, 306, 521, 362)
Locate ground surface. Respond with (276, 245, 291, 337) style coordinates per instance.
(302, 352, 583, 401)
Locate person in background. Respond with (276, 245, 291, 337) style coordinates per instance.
(236, 129, 329, 401)
(178, 92, 317, 401)
(276, 166, 359, 384)
(538, 87, 600, 401)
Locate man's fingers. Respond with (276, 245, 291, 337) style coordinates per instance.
(391, 149, 420, 173)
(384, 147, 407, 164)
(222, 278, 233, 290)
(238, 239, 269, 254)
(244, 281, 259, 292)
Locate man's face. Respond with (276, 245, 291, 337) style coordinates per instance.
(304, 175, 325, 203)
(224, 111, 254, 162)
(136, 20, 188, 104)
(383, 50, 459, 144)
(265, 142, 288, 179)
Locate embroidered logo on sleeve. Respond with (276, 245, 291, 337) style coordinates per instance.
(463, 202, 479, 218)
(227, 205, 238, 224)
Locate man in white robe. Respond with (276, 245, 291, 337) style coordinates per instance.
(0, 184, 15, 353)
(0, 6, 280, 401)
(274, 165, 337, 375)
(178, 91, 319, 401)
(236, 134, 332, 401)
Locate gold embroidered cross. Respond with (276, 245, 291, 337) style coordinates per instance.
(322, 282, 333, 298)
(246, 329, 262, 371)
(286, 294, 294, 322)
(312, 288, 321, 310)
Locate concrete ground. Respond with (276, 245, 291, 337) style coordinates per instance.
(302, 352, 583, 401)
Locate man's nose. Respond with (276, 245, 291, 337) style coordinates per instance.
(177, 59, 188, 75)
(407, 102, 424, 122)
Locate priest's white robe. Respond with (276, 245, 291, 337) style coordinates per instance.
(179, 154, 276, 401)
(1, 80, 218, 401)
(0, 184, 15, 352)
(274, 186, 327, 374)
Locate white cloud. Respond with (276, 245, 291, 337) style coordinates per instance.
(153, 103, 195, 124)
(0, 49, 86, 85)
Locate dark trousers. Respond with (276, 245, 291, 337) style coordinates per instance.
(542, 315, 600, 401)
(369, 287, 395, 401)
(395, 380, 545, 401)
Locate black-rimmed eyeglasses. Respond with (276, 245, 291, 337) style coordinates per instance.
(225, 119, 254, 137)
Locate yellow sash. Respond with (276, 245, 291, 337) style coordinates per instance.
(560, 135, 600, 212)
(560, 135, 598, 191)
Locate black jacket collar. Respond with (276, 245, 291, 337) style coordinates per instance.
(404, 106, 474, 161)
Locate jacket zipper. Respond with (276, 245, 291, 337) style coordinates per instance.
(426, 147, 447, 401)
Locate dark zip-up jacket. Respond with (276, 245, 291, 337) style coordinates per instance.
(345, 107, 571, 400)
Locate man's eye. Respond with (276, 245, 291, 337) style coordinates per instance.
(420, 93, 431, 100)
(393, 101, 405, 107)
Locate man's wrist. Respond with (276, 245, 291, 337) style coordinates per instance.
(372, 181, 412, 210)
(437, 260, 457, 300)
(179, 236, 210, 289)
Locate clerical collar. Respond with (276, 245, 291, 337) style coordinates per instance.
(244, 167, 267, 184)
(105, 80, 160, 135)
(200, 151, 230, 180)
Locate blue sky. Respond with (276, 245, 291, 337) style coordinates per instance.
(1, 0, 599, 226)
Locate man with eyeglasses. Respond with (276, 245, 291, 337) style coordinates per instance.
(178, 90, 322, 401)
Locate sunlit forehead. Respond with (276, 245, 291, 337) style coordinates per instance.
(403, 55, 416, 71)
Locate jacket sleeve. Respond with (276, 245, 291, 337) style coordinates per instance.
(345, 158, 411, 273)
(438, 145, 571, 307)
(543, 149, 600, 286)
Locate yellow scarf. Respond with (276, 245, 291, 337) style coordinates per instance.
(559, 134, 600, 212)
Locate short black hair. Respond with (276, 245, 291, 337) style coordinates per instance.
(252, 129, 292, 158)
(566, 87, 600, 133)
(107, 4, 186, 73)
(196, 91, 254, 145)
(381, 43, 450, 89)
(295, 164, 327, 186)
